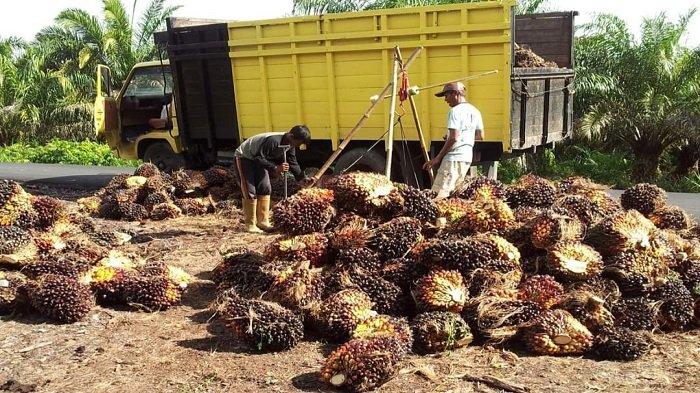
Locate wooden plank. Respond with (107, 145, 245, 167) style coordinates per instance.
(515, 17, 568, 31)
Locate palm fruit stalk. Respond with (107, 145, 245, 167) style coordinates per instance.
(620, 183, 667, 214)
(530, 212, 584, 249)
(411, 311, 473, 354)
(321, 336, 406, 392)
(272, 188, 335, 235)
(412, 269, 467, 313)
(519, 309, 594, 355)
(25, 274, 94, 323)
(546, 241, 603, 282)
(592, 326, 650, 361)
(265, 233, 329, 267)
(367, 216, 422, 260)
(315, 288, 377, 342)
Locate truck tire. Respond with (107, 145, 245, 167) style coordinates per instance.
(143, 142, 185, 172)
(334, 147, 386, 175)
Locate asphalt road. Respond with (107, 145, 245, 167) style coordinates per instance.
(0, 163, 697, 218)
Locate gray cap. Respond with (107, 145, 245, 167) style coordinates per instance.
(435, 81, 466, 97)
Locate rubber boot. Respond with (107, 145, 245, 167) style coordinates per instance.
(242, 198, 263, 233)
(256, 195, 274, 231)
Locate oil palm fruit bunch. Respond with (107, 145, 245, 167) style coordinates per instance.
(546, 241, 603, 282)
(21, 259, 92, 280)
(592, 326, 650, 361)
(142, 191, 171, 211)
(647, 205, 693, 230)
(266, 233, 329, 267)
(329, 267, 408, 316)
(173, 197, 212, 215)
(553, 194, 606, 228)
(450, 187, 515, 235)
(620, 183, 667, 215)
(84, 265, 137, 305)
(352, 314, 413, 353)
(95, 174, 130, 198)
(0, 226, 38, 265)
(25, 274, 94, 323)
(263, 260, 324, 311)
(222, 293, 304, 352)
(465, 297, 542, 341)
(585, 210, 657, 256)
(675, 259, 700, 294)
(603, 248, 670, 295)
(554, 291, 613, 333)
(649, 279, 694, 331)
(30, 195, 68, 230)
(610, 297, 655, 331)
(411, 311, 472, 354)
(77, 196, 101, 215)
(150, 202, 182, 220)
(320, 336, 406, 392)
(519, 309, 594, 355)
(435, 197, 471, 225)
(518, 275, 564, 309)
(412, 269, 467, 313)
(116, 201, 149, 221)
(530, 212, 584, 249)
(137, 262, 192, 290)
(453, 175, 507, 200)
(134, 162, 160, 178)
(505, 174, 557, 209)
(327, 172, 403, 217)
(367, 216, 422, 260)
(397, 184, 438, 223)
(328, 216, 371, 252)
(556, 176, 607, 196)
(123, 276, 183, 311)
(0, 180, 33, 227)
(656, 231, 700, 268)
(272, 188, 335, 235)
(422, 236, 518, 277)
(316, 288, 377, 342)
(211, 249, 278, 296)
(378, 257, 419, 292)
(334, 247, 382, 272)
(202, 166, 233, 188)
(0, 270, 27, 314)
(171, 169, 206, 197)
(143, 173, 173, 195)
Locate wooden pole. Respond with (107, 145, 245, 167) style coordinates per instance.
(310, 46, 423, 185)
(384, 47, 401, 177)
(395, 47, 434, 183)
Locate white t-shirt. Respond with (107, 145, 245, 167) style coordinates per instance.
(443, 102, 483, 162)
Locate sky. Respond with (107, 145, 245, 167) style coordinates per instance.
(0, 0, 698, 47)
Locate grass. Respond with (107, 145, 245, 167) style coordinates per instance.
(0, 140, 140, 167)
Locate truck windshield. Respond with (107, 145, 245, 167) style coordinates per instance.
(124, 66, 173, 97)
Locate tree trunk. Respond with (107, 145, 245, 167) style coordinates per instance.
(674, 139, 700, 177)
(631, 149, 661, 182)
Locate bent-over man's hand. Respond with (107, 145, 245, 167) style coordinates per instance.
(275, 163, 289, 174)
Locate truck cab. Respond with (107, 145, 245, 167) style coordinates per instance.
(94, 60, 185, 170)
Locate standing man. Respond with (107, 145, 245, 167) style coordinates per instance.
(234, 125, 312, 233)
(423, 82, 484, 199)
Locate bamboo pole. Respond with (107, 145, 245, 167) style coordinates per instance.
(395, 47, 434, 183)
(384, 48, 401, 177)
(310, 46, 423, 185)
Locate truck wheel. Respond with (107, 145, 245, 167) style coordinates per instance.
(334, 147, 385, 175)
(143, 142, 185, 172)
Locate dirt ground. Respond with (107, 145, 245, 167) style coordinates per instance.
(1, 187, 700, 393)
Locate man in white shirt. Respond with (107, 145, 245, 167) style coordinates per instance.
(423, 82, 484, 199)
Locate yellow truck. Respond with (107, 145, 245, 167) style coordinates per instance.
(94, 0, 576, 186)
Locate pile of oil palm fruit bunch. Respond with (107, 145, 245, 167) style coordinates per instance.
(209, 172, 699, 392)
(77, 163, 242, 221)
(0, 179, 192, 322)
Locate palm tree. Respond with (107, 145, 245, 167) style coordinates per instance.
(575, 11, 700, 181)
(293, 0, 548, 15)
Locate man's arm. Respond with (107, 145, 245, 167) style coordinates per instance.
(423, 129, 459, 170)
(475, 110, 484, 141)
(252, 137, 279, 172)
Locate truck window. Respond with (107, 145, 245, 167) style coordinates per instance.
(124, 66, 173, 97)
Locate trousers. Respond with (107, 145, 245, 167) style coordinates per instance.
(235, 157, 272, 199)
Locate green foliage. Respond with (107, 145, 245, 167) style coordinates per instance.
(0, 140, 139, 166)
(293, 0, 547, 15)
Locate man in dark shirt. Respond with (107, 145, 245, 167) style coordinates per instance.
(234, 125, 312, 233)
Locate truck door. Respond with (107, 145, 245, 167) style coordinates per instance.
(94, 65, 119, 147)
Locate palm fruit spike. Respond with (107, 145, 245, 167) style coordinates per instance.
(266, 233, 329, 267)
(367, 216, 422, 260)
(21, 259, 92, 280)
(222, 294, 304, 352)
(505, 174, 557, 209)
(610, 297, 655, 331)
(134, 162, 160, 178)
(26, 274, 94, 323)
(592, 326, 650, 361)
(518, 275, 564, 309)
(520, 309, 594, 355)
(150, 202, 182, 220)
(326, 172, 401, 217)
(554, 291, 614, 333)
(123, 276, 182, 311)
(316, 289, 377, 342)
(649, 279, 694, 331)
(546, 241, 603, 282)
(567, 277, 621, 306)
(435, 197, 471, 225)
(648, 205, 693, 230)
(530, 211, 584, 250)
(397, 184, 438, 223)
(352, 315, 413, 353)
(202, 166, 232, 187)
(329, 216, 371, 251)
(272, 188, 335, 235)
(321, 336, 405, 392)
(450, 188, 515, 235)
(0, 271, 27, 314)
(410, 311, 472, 354)
(552, 194, 606, 228)
(412, 269, 467, 313)
(453, 175, 507, 200)
(585, 210, 657, 256)
(84, 266, 136, 305)
(466, 268, 521, 299)
(603, 248, 670, 295)
(263, 260, 324, 311)
(620, 183, 667, 214)
(466, 297, 542, 341)
(0, 226, 38, 265)
(0, 180, 32, 227)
